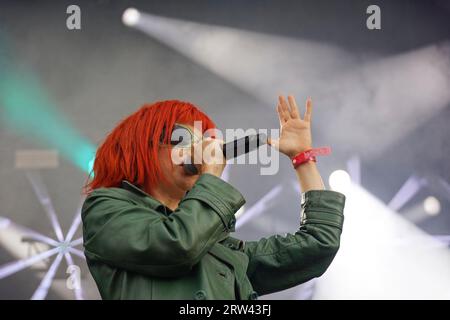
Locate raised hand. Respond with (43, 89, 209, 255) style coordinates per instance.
(269, 95, 313, 158)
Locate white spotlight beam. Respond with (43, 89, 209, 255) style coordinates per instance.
(434, 235, 450, 246)
(346, 156, 361, 185)
(128, 12, 450, 156)
(313, 182, 450, 299)
(322, 43, 450, 157)
(221, 162, 232, 183)
(129, 12, 351, 102)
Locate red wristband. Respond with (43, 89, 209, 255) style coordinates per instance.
(292, 147, 331, 168)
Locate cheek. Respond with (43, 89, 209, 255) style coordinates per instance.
(159, 149, 178, 171)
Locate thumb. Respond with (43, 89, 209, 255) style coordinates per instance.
(267, 137, 280, 150)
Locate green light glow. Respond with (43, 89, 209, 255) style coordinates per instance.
(0, 40, 96, 173)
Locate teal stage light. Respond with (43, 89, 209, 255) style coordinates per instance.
(0, 40, 96, 174)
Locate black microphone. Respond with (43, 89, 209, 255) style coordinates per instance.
(183, 133, 267, 175)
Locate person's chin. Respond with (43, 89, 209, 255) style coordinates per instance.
(176, 166, 199, 189)
(184, 174, 200, 188)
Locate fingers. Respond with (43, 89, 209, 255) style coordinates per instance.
(276, 104, 285, 126)
(277, 95, 313, 122)
(287, 95, 300, 119)
(304, 97, 312, 122)
(278, 96, 291, 122)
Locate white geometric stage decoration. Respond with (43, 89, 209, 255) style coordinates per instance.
(0, 171, 84, 300)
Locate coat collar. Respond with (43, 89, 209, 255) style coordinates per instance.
(120, 180, 170, 214)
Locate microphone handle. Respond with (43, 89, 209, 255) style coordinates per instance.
(183, 133, 267, 175)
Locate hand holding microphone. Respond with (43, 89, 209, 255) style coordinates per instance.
(183, 133, 268, 176)
(182, 95, 316, 176)
(194, 137, 227, 177)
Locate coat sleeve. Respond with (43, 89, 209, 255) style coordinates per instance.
(244, 190, 345, 295)
(82, 174, 245, 278)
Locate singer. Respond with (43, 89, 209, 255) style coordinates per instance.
(81, 95, 345, 300)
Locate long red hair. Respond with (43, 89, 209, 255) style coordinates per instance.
(83, 100, 215, 194)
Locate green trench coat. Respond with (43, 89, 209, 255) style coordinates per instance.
(81, 174, 345, 300)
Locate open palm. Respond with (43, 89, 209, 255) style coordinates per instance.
(268, 95, 313, 158)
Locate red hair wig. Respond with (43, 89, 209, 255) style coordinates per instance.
(83, 100, 216, 195)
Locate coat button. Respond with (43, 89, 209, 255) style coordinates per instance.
(249, 291, 258, 300)
(194, 290, 207, 300)
(228, 219, 236, 230)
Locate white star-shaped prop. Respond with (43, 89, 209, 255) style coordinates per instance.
(0, 171, 85, 300)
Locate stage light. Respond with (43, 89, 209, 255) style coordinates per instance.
(235, 205, 245, 219)
(313, 183, 450, 299)
(328, 169, 351, 193)
(127, 12, 450, 156)
(0, 217, 10, 229)
(0, 41, 96, 174)
(424, 196, 441, 216)
(122, 8, 140, 27)
(346, 155, 361, 185)
(88, 156, 95, 175)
